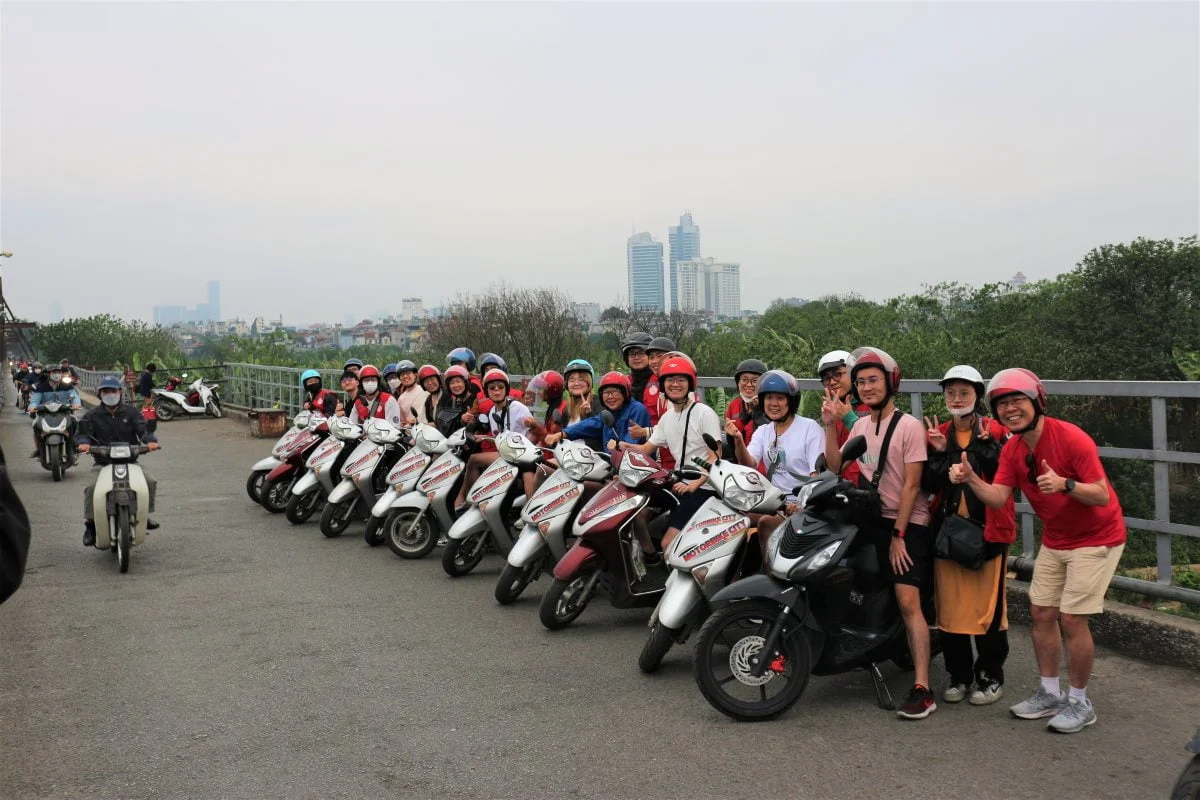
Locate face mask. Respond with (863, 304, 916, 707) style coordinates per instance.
(33, 369, 41, 375)
(306, 383, 321, 395)
(361, 380, 378, 394)
(49, 372, 62, 383)
(949, 405, 976, 419)
(387, 378, 402, 392)
(101, 392, 120, 407)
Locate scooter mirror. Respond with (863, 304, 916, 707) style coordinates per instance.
(840, 435, 867, 467)
(600, 409, 616, 427)
(702, 433, 720, 453)
(814, 454, 828, 473)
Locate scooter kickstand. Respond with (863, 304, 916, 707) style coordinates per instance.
(869, 662, 895, 711)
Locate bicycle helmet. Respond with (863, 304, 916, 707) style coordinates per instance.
(396, 359, 417, 373)
(646, 336, 676, 355)
(564, 359, 594, 380)
(482, 368, 509, 390)
(757, 369, 800, 416)
(658, 353, 697, 393)
(447, 347, 476, 372)
(849, 347, 901, 396)
(597, 371, 632, 400)
(986, 368, 1047, 416)
(734, 358, 768, 381)
(817, 350, 853, 377)
(479, 353, 508, 373)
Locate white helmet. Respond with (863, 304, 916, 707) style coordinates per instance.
(939, 365, 985, 394)
(817, 350, 853, 376)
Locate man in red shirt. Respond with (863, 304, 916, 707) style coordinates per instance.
(951, 368, 1125, 735)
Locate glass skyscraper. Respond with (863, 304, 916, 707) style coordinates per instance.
(626, 232, 665, 312)
(668, 212, 700, 312)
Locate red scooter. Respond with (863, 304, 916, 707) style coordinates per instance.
(259, 414, 330, 513)
(538, 450, 680, 630)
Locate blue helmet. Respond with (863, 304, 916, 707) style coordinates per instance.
(98, 375, 123, 392)
(382, 363, 400, 378)
(478, 352, 508, 373)
(564, 358, 594, 379)
(447, 347, 476, 372)
(299, 368, 321, 388)
(757, 369, 800, 416)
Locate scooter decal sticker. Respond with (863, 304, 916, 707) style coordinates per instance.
(680, 518, 748, 562)
(530, 485, 581, 522)
(389, 455, 428, 481)
(577, 491, 640, 524)
(345, 447, 382, 473)
(420, 462, 463, 490)
(685, 512, 741, 532)
(468, 467, 518, 501)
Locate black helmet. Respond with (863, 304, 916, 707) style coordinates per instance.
(622, 332, 652, 354)
(734, 359, 767, 380)
(647, 336, 676, 354)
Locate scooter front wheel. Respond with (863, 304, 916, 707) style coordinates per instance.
(692, 600, 812, 722)
(385, 509, 438, 559)
(638, 620, 678, 674)
(116, 506, 132, 574)
(1172, 756, 1200, 800)
(51, 447, 63, 482)
(494, 559, 541, 605)
(285, 488, 323, 524)
(441, 532, 487, 577)
(319, 499, 356, 538)
(246, 470, 268, 503)
(363, 515, 386, 547)
(539, 572, 595, 630)
(259, 474, 296, 514)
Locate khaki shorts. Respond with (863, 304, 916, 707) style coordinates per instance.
(1029, 544, 1125, 615)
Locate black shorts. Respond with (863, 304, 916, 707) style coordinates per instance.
(871, 521, 934, 589)
(668, 488, 716, 531)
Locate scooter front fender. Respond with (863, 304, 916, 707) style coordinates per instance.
(507, 525, 548, 568)
(371, 487, 399, 519)
(327, 480, 358, 505)
(266, 461, 296, 482)
(709, 573, 803, 614)
(292, 470, 319, 497)
(391, 492, 431, 515)
(447, 506, 487, 542)
(656, 573, 704, 630)
(552, 540, 600, 582)
(252, 456, 283, 472)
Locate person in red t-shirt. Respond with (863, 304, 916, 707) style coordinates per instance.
(951, 368, 1125, 735)
(725, 359, 767, 446)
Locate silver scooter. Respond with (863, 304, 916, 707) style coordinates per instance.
(320, 418, 403, 538)
(385, 427, 472, 560)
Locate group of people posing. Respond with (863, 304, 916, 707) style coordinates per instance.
(291, 335, 1126, 733)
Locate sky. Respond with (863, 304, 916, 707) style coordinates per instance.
(1, 1, 1197, 327)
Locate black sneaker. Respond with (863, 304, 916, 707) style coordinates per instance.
(146, 518, 160, 531)
(643, 550, 662, 566)
(83, 522, 96, 548)
(897, 685, 937, 720)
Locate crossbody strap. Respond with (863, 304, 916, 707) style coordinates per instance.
(870, 411, 904, 490)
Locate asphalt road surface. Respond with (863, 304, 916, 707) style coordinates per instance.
(1, 408, 1197, 800)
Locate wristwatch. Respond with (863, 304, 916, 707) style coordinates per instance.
(1063, 479, 1076, 494)
(891, 528, 905, 539)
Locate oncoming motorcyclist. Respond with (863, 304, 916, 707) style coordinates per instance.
(28, 364, 83, 458)
(300, 369, 338, 417)
(77, 376, 161, 547)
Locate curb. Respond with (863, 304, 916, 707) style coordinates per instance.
(1006, 579, 1200, 672)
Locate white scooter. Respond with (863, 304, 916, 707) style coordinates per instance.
(441, 431, 538, 578)
(319, 418, 404, 538)
(87, 443, 158, 574)
(385, 427, 472, 560)
(638, 432, 784, 673)
(286, 415, 354, 524)
(364, 424, 444, 548)
(494, 439, 612, 605)
(153, 374, 222, 421)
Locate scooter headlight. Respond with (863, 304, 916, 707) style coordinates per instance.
(794, 481, 817, 509)
(293, 410, 312, 429)
(793, 541, 842, 576)
(108, 444, 132, 460)
(723, 476, 764, 513)
(559, 448, 594, 482)
(766, 523, 786, 562)
(496, 433, 530, 463)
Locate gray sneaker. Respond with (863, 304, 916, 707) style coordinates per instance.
(1047, 697, 1097, 733)
(1010, 687, 1067, 719)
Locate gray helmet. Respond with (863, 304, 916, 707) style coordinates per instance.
(621, 332, 652, 355)
(396, 359, 417, 373)
(646, 336, 676, 354)
(734, 358, 767, 379)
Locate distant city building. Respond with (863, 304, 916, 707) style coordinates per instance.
(627, 232, 665, 312)
(668, 212, 701, 312)
(1010, 271, 1028, 287)
(676, 257, 742, 318)
(401, 297, 425, 321)
(154, 305, 188, 326)
(572, 302, 601, 325)
(48, 302, 62, 323)
(206, 280, 221, 323)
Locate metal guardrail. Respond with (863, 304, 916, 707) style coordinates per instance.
(83, 363, 1200, 604)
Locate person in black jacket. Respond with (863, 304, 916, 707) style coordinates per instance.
(0, 442, 32, 605)
(77, 376, 161, 547)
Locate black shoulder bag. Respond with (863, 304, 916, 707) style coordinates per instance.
(852, 411, 903, 530)
(935, 440, 987, 570)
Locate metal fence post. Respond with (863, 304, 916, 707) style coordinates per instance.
(1151, 396, 1172, 585)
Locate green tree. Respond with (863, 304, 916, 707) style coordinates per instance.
(33, 315, 181, 369)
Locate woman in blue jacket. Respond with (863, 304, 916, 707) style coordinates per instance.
(545, 371, 649, 452)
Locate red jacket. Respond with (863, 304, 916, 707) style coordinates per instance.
(353, 391, 394, 421)
(304, 389, 339, 417)
(724, 396, 759, 444)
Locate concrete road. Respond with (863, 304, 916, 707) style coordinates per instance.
(1, 408, 1197, 800)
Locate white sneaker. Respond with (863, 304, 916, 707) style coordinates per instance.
(942, 683, 969, 703)
(969, 682, 1003, 705)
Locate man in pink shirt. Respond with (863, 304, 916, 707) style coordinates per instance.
(825, 347, 935, 720)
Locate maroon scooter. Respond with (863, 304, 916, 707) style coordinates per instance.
(538, 450, 681, 630)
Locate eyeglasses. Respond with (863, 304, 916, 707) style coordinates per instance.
(820, 370, 847, 385)
(854, 377, 883, 388)
(737, 376, 758, 386)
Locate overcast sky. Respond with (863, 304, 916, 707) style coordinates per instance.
(2, 1, 1197, 326)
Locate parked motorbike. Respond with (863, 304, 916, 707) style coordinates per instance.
(86, 443, 158, 574)
(32, 400, 80, 482)
(319, 418, 404, 538)
(383, 427, 472, 559)
(441, 432, 539, 578)
(690, 435, 930, 722)
(153, 374, 222, 420)
(1173, 726, 1200, 800)
(364, 423, 443, 547)
(537, 450, 679, 631)
(495, 439, 611, 605)
(246, 410, 314, 504)
(639, 433, 781, 673)
(286, 415, 356, 524)
(258, 413, 330, 513)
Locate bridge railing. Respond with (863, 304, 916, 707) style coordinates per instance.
(83, 364, 1200, 605)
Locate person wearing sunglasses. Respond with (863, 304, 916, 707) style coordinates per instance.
(922, 365, 1016, 709)
(950, 368, 1126, 735)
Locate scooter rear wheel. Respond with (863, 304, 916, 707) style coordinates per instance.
(692, 600, 812, 722)
(154, 399, 177, 422)
(1171, 757, 1200, 800)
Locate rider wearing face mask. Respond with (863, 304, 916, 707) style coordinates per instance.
(29, 366, 82, 458)
(348, 365, 403, 427)
(300, 369, 338, 416)
(386, 360, 429, 425)
(77, 376, 161, 547)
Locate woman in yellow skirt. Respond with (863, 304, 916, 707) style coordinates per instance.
(923, 366, 1018, 706)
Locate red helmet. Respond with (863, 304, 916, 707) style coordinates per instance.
(849, 347, 900, 394)
(444, 364, 471, 392)
(986, 368, 1047, 415)
(358, 364, 381, 380)
(528, 370, 565, 398)
(417, 364, 441, 383)
(659, 354, 697, 391)
(598, 371, 631, 398)
(482, 368, 509, 389)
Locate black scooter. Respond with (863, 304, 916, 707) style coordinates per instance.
(1173, 727, 1200, 800)
(691, 435, 930, 722)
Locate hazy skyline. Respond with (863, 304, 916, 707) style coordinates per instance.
(2, 2, 1197, 326)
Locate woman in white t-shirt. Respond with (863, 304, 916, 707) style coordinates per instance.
(453, 369, 536, 510)
(619, 354, 723, 558)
